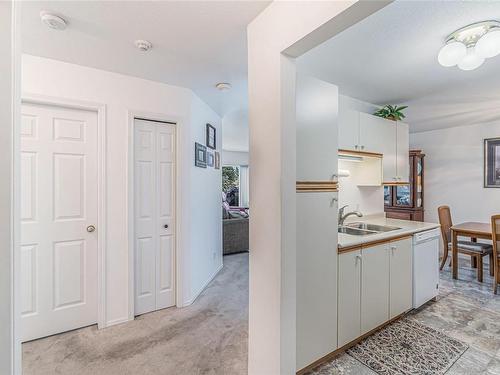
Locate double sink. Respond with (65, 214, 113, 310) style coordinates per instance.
(338, 222, 401, 236)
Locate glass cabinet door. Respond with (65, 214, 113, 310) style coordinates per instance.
(395, 184, 412, 207)
(415, 156, 423, 208)
(384, 186, 392, 206)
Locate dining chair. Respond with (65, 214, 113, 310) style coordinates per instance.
(438, 205, 493, 282)
(492, 215, 500, 294)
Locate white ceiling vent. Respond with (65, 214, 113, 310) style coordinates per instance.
(135, 40, 153, 52)
(40, 11, 67, 30)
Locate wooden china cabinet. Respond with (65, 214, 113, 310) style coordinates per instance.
(384, 150, 425, 221)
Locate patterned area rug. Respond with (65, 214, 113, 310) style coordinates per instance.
(347, 318, 468, 375)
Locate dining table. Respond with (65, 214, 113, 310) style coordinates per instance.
(451, 221, 492, 280)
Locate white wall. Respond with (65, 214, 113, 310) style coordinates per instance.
(1, 2, 14, 373)
(21, 55, 222, 326)
(337, 94, 384, 215)
(222, 150, 249, 166)
(410, 121, 500, 225)
(222, 109, 249, 152)
(338, 159, 384, 215)
(188, 94, 223, 302)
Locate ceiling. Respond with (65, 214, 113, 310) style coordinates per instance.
(297, 1, 500, 132)
(20, 0, 271, 117)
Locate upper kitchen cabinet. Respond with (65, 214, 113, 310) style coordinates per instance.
(338, 109, 409, 184)
(359, 112, 394, 154)
(338, 108, 359, 151)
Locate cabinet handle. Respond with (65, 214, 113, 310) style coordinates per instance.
(330, 197, 338, 207)
(390, 246, 396, 254)
(355, 145, 359, 150)
(355, 255, 362, 263)
(331, 174, 338, 182)
(361, 145, 365, 150)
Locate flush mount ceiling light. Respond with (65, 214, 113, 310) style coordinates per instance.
(215, 82, 232, 91)
(134, 40, 152, 52)
(438, 20, 500, 71)
(40, 11, 67, 30)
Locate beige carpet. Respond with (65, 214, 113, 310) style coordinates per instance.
(23, 253, 249, 375)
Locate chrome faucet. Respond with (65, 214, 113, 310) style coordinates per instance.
(338, 205, 363, 226)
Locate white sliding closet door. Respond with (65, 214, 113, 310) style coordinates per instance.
(134, 119, 176, 315)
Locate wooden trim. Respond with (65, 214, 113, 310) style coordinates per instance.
(296, 181, 338, 193)
(296, 311, 408, 375)
(338, 234, 413, 254)
(338, 149, 382, 158)
(383, 181, 410, 186)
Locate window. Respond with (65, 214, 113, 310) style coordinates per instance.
(222, 165, 250, 207)
(222, 166, 240, 206)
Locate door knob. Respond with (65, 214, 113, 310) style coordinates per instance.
(164, 224, 169, 229)
(86, 225, 96, 233)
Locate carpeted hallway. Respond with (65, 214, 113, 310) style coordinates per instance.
(23, 253, 249, 375)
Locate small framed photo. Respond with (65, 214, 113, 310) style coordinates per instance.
(207, 152, 214, 167)
(484, 137, 500, 188)
(206, 123, 216, 149)
(215, 151, 220, 170)
(195, 142, 207, 168)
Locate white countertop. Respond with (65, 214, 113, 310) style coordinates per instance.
(338, 214, 440, 249)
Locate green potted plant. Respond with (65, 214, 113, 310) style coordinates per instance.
(373, 105, 408, 121)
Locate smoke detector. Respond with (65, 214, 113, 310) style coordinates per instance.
(40, 11, 67, 30)
(135, 40, 153, 52)
(215, 82, 231, 91)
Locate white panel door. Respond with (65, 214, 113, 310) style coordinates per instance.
(361, 243, 389, 335)
(338, 250, 361, 347)
(134, 119, 176, 315)
(20, 103, 98, 342)
(389, 238, 413, 319)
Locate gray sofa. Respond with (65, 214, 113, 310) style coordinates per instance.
(223, 216, 249, 255)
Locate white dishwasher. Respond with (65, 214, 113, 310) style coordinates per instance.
(412, 228, 440, 308)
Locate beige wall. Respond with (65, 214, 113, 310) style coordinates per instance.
(0, 2, 14, 373)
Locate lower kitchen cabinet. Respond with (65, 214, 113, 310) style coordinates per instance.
(338, 236, 413, 347)
(338, 250, 361, 347)
(361, 243, 390, 335)
(389, 238, 413, 318)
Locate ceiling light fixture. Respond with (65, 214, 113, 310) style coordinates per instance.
(134, 40, 152, 52)
(40, 11, 67, 30)
(438, 20, 500, 71)
(215, 83, 232, 91)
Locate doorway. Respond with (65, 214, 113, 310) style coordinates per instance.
(133, 118, 177, 315)
(20, 102, 100, 342)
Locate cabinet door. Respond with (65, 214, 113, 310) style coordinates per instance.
(338, 250, 361, 347)
(396, 122, 409, 183)
(359, 113, 395, 155)
(361, 243, 390, 335)
(338, 108, 359, 151)
(389, 238, 413, 318)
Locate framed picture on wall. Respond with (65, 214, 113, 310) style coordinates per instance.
(206, 123, 216, 149)
(484, 137, 500, 188)
(195, 142, 207, 168)
(215, 151, 220, 169)
(207, 152, 214, 167)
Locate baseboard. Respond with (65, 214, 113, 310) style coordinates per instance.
(181, 263, 223, 307)
(104, 316, 133, 328)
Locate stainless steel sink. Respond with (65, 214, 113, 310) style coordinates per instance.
(338, 226, 374, 236)
(345, 222, 401, 232)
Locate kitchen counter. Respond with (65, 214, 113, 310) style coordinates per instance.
(338, 215, 440, 250)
